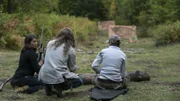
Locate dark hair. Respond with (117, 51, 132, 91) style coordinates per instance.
(52, 28, 75, 55)
(110, 41, 120, 47)
(108, 35, 121, 47)
(21, 34, 37, 53)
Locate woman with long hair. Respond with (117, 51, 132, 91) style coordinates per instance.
(38, 28, 83, 97)
(11, 34, 44, 94)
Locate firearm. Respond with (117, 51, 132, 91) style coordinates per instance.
(37, 25, 44, 62)
(0, 77, 12, 92)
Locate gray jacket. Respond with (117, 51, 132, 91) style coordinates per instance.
(38, 40, 79, 84)
(91, 46, 126, 82)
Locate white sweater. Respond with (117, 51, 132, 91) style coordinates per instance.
(38, 40, 78, 84)
(92, 46, 126, 82)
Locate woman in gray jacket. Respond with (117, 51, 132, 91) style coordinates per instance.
(38, 28, 83, 97)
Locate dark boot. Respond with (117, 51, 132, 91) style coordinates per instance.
(53, 84, 64, 98)
(55, 89, 63, 98)
(45, 84, 53, 96)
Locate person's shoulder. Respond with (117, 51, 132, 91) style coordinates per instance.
(97, 47, 107, 54)
(101, 46, 115, 53)
(69, 46, 75, 53)
(23, 50, 36, 56)
(122, 51, 126, 56)
(48, 40, 55, 45)
(47, 40, 55, 47)
(120, 50, 126, 58)
(69, 46, 76, 54)
(101, 47, 109, 51)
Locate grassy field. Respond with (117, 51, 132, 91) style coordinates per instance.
(0, 34, 180, 101)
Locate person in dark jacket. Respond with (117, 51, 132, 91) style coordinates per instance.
(11, 34, 44, 94)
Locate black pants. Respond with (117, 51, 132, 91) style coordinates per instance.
(11, 76, 44, 94)
(45, 78, 83, 96)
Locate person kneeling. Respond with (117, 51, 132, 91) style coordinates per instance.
(11, 34, 44, 94)
(38, 28, 83, 97)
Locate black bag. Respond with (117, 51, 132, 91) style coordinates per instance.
(89, 87, 128, 101)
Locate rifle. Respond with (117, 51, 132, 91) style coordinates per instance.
(0, 77, 12, 91)
(37, 25, 44, 62)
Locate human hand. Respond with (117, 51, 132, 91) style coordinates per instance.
(38, 59, 44, 66)
(38, 47, 44, 53)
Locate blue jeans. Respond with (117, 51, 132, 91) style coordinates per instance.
(55, 77, 83, 90)
(68, 77, 83, 88)
(11, 76, 44, 94)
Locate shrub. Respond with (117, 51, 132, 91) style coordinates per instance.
(148, 21, 180, 46)
(0, 13, 97, 49)
(5, 34, 23, 49)
(136, 26, 152, 38)
(0, 14, 19, 48)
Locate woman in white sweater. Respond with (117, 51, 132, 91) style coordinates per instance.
(38, 28, 83, 97)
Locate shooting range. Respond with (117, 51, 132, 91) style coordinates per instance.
(0, 0, 180, 101)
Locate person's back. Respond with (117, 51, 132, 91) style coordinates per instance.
(98, 46, 126, 82)
(92, 35, 127, 89)
(38, 28, 83, 97)
(39, 40, 78, 84)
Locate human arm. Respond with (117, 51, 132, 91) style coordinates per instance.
(120, 59, 126, 83)
(38, 60, 44, 66)
(91, 52, 102, 74)
(29, 51, 41, 74)
(68, 48, 77, 72)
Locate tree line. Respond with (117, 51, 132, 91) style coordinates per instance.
(1, 0, 180, 36)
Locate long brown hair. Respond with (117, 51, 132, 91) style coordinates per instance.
(52, 28, 75, 55)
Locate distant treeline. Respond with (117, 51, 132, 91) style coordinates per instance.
(0, 0, 180, 36)
(1, 0, 180, 27)
(0, 0, 180, 47)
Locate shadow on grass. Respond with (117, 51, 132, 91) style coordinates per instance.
(64, 90, 90, 98)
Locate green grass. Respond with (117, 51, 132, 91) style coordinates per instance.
(0, 35, 180, 101)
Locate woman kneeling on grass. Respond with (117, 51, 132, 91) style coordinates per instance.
(38, 28, 83, 97)
(11, 34, 44, 94)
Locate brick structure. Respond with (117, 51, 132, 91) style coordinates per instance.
(98, 21, 115, 30)
(108, 25, 137, 43)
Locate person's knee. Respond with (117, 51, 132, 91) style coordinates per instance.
(79, 78, 83, 85)
(71, 78, 83, 88)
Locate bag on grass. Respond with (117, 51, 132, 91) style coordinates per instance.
(89, 87, 128, 101)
